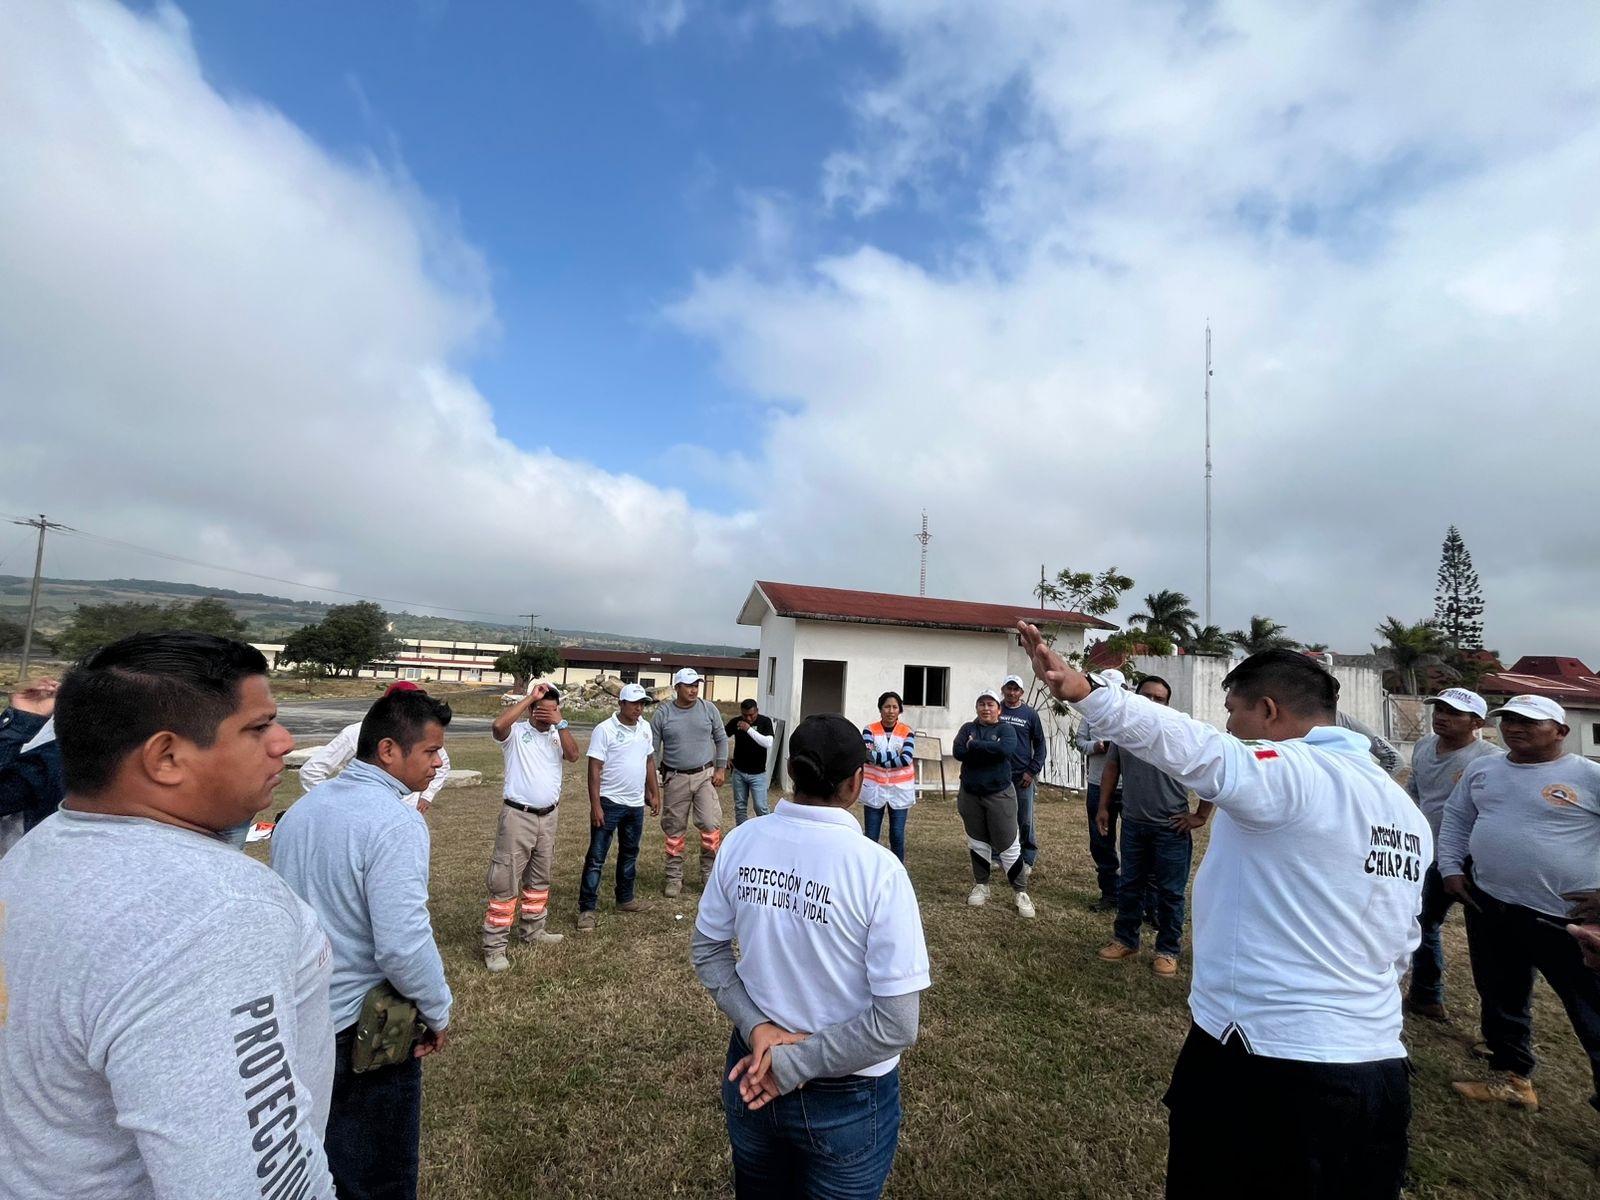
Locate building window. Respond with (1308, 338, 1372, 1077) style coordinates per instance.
(641, 677, 656, 690)
(767, 657, 776, 695)
(621, 669, 639, 683)
(902, 665, 950, 707)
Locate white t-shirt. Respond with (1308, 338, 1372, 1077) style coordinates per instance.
(496, 720, 564, 808)
(585, 714, 655, 807)
(1075, 686, 1430, 1064)
(695, 800, 931, 1076)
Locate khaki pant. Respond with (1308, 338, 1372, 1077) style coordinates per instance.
(482, 804, 558, 953)
(660, 766, 721, 885)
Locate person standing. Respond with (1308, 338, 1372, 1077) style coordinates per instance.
(272, 688, 455, 1200)
(1021, 628, 1428, 1200)
(298, 680, 453, 812)
(1439, 695, 1600, 1112)
(998, 674, 1047, 870)
(651, 667, 728, 898)
(693, 714, 930, 1199)
(954, 689, 1033, 919)
(1094, 676, 1213, 977)
(1076, 667, 1126, 911)
(480, 683, 579, 968)
(0, 633, 336, 1199)
(579, 683, 661, 931)
(0, 676, 64, 858)
(861, 690, 917, 863)
(1402, 688, 1500, 1022)
(726, 698, 775, 825)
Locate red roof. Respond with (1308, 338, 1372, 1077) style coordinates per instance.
(746, 581, 1116, 634)
(1479, 655, 1600, 706)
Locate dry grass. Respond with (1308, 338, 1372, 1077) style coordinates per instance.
(254, 735, 1600, 1199)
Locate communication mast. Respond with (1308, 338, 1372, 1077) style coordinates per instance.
(916, 510, 931, 596)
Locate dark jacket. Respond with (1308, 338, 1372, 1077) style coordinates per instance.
(953, 720, 1019, 795)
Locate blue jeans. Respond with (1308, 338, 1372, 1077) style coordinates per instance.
(1408, 864, 1455, 1006)
(722, 1032, 901, 1199)
(861, 806, 907, 863)
(1113, 818, 1192, 957)
(1085, 784, 1120, 901)
(579, 799, 644, 911)
(1013, 777, 1038, 866)
(327, 1025, 422, 1200)
(731, 769, 771, 825)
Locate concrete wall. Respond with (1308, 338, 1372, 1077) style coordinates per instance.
(1130, 654, 1387, 733)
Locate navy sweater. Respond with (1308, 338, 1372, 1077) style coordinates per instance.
(953, 720, 1019, 795)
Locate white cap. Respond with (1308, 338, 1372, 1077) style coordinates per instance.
(1424, 688, 1487, 719)
(1100, 668, 1127, 690)
(1488, 694, 1567, 724)
(978, 688, 1003, 704)
(618, 683, 648, 702)
(672, 668, 703, 686)
(1001, 674, 1026, 690)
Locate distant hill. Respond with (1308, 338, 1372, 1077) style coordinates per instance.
(0, 576, 756, 657)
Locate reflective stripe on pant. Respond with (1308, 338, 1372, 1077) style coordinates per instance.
(482, 804, 559, 953)
(957, 784, 1025, 889)
(660, 766, 721, 883)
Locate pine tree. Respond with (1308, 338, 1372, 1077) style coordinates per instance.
(1433, 526, 1484, 650)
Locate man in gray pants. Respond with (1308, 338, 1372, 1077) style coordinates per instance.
(651, 667, 728, 898)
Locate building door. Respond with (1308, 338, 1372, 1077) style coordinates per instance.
(799, 659, 847, 720)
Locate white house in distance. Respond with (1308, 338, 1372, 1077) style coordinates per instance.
(737, 581, 1116, 785)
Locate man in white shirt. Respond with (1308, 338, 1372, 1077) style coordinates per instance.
(578, 683, 661, 932)
(481, 682, 580, 971)
(298, 681, 452, 812)
(1021, 628, 1427, 1200)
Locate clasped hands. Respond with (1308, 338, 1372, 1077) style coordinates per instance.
(727, 1021, 810, 1111)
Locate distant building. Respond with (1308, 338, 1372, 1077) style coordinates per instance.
(1479, 655, 1600, 759)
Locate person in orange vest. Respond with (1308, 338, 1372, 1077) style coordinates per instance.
(861, 691, 917, 862)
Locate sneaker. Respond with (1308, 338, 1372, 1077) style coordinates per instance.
(1097, 941, 1139, 962)
(1152, 954, 1179, 977)
(1404, 997, 1450, 1023)
(1452, 1071, 1539, 1111)
(616, 899, 652, 914)
(576, 911, 598, 933)
(1015, 892, 1036, 919)
(484, 952, 510, 973)
(967, 883, 990, 907)
(664, 880, 682, 899)
(518, 929, 564, 945)
(1087, 897, 1117, 913)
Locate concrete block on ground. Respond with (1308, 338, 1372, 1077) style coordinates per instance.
(284, 746, 326, 768)
(441, 769, 483, 789)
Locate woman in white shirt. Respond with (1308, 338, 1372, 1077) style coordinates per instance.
(692, 714, 932, 1199)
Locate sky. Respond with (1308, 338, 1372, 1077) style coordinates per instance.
(2, 0, 1597, 658)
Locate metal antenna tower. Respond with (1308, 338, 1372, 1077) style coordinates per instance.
(1203, 322, 1214, 628)
(916, 510, 931, 596)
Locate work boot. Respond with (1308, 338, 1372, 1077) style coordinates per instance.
(1453, 1071, 1539, 1111)
(518, 929, 564, 945)
(484, 952, 510, 973)
(1404, 997, 1450, 1023)
(1014, 891, 1036, 919)
(1097, 941, 1139, 962)
(576, 911, 598, 933)
(967, 883, 990, 907)
(1152, 954, 1179, 978)
(1088, 897, 1117, 913)
(664, 880, 682, 899)
(616, 899, 652, 913)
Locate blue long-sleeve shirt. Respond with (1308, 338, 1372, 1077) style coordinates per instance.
(272, 758, 453, 1031)
(998, 702, 1046, 779)
(0, 709, 64, 848)
(953, 720, 1019, 795)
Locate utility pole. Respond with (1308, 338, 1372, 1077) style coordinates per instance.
(1203, 323, 1214, 629)
(519, 613, 541, 643)
(13, 513, 65, 680)
(916, 511, 931, 596)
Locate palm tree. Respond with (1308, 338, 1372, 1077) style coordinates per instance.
(1228, 615, 1298, 655)
(1127, 589, 1199, 643)
(1184, 624, 1233, 656)
(1372, 617, 1450, 694)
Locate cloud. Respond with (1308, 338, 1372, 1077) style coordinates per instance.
(0, 1, 748, 642)
(668, 0, 1600, 658)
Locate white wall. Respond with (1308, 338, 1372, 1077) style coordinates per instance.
(757, 613, 799, 728)
(1130, 654, 1387, 733)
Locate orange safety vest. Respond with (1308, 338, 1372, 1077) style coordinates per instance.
(863, 721, 917, 795)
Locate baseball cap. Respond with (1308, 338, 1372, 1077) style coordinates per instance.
(1424, 688, 1488, 719)
(1001, 674, 1026, 689)
(384, 681, 421, 696)
(1100, 668, 1127, 690)
(787, 714, 869, 792)
(978, 688, 1003, 704)
(672, 668, 703, 686)
(1488, 694, 1567, 724)
(618, 683, 648, 702)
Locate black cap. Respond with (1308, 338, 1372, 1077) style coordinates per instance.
(787, 714, 869, 794)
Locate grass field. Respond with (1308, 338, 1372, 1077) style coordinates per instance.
(254, 734, 1600, 1199)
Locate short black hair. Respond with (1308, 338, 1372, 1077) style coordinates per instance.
(1137, 675, 1172, 700)
(1222, 649, 1339, 719)
(740, 699, 758, 711)
(877, 691, 904, 709)
(787, 714, 868, 798)
(56, 631, 269, 795)
(536, 685, 561, 704)
(356, 690, 454, 760)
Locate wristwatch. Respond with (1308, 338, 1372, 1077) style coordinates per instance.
(556, 719, 570, 731)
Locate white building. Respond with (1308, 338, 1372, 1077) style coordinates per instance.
(738, 581, 1115, 786)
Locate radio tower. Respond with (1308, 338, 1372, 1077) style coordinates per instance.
(1203, 322, 1214, 628)
(916, 510, 931, 596)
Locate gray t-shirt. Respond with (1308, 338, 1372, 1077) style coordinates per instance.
(1106, 743, 1189, 823)
(0, 810, 335, 1199)
(1438, 753, 1600, 916)
(650, 698, 729, 770)
(1404, 734, 1502, 850)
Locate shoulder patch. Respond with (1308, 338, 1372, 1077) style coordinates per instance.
(1252, 748, 1280, 761)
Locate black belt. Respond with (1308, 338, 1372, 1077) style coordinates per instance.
(504, 798, 556, 816)
(663, 761, 715, 776)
